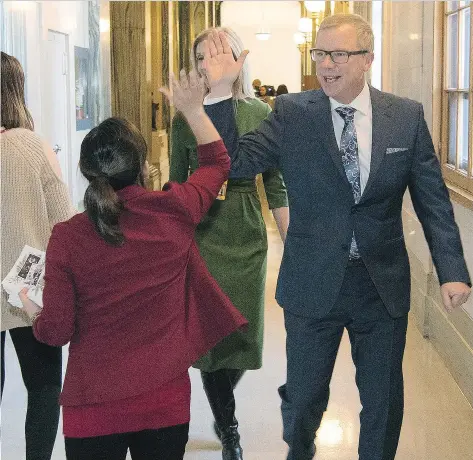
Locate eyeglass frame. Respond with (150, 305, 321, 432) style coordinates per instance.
(310, 48, 369, 64)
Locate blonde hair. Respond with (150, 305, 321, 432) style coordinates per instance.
(1, 52, 34, 130)
(318, 14, 374, 53)
(192, 27, 254, 101)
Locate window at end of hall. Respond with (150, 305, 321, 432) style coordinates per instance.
(442, 1, 473, 197)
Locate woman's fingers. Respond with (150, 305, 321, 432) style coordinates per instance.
(159, 72, 178, 103)
(158, 86, 171, 102)
(19, 287, 29, 299)
(160, 69, 204, 112)
(171, 72, 180, 93)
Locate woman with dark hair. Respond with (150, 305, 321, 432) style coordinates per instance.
(19, 70, 247, 460)
(276, 84, 288, 96)
(170, 27, 288, 459)
(257, 85, 275, 108)
(1, 52, 74, 460)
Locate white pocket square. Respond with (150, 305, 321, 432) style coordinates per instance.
(386, 147, 409, 154)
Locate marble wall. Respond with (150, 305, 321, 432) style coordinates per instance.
(109, 1, 151, 150)
(99, 0, 112, 124)
(383, 1, 473, 405)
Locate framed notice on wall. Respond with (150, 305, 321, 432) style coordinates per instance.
(74, 46, 93, 130)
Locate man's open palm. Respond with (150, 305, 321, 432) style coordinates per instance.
(202, 30, 249, 90)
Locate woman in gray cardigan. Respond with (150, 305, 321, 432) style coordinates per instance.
(1, 52, 74, 460)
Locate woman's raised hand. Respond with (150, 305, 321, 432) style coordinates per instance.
(160, 69, 206, 118)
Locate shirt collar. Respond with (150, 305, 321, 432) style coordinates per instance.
(330, 81, 371, 116)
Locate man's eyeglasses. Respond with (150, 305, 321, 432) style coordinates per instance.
(310, 49, 369, 64)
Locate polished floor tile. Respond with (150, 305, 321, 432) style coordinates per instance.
(2, 222, 473, 459)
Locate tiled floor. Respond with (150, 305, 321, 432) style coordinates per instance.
(2, 222, 473, 459)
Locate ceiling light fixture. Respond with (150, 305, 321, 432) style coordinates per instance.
(255, 26, 271, 41)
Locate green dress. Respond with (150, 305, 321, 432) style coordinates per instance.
(170, 98, 288, 371)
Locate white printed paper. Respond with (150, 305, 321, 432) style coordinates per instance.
(2, 246, 45, 308)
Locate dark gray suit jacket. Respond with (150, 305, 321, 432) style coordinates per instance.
(205, 87, 470, 319)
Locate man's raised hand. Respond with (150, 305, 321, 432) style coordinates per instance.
(202, 31, 249, 96)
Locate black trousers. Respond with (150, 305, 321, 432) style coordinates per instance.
(1, 326, 62, 460)
(280, 260, 408, 460)
(65, 423, 190, 460)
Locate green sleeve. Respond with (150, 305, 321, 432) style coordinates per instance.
(262, 168, 288, 209)
(169, 114, 191, 184)
(259, 103, 288, 209)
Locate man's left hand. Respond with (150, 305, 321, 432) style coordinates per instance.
(440, 282, 471, 313)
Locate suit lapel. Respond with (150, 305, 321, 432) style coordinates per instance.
(360, 87, 394, 202)
(307, 91, 351, 189)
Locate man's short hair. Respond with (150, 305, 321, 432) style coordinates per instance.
(318, 14, 374, 53)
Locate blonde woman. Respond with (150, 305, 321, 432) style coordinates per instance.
(170, 27, 289, 459)
(1, 51, 74, 460)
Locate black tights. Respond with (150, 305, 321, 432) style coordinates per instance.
(65, 423, 189, 460)
(225, 368, 245, 389)
(1, 327, 62, 460)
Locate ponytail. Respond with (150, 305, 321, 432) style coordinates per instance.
(80, 117, 148, 246)
(84, 176, 124, 246)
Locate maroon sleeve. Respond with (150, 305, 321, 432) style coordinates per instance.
(163, 140, 230, 224)
(33, 224, 76, 346)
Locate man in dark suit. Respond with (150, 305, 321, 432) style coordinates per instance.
(201, 14, 471, 460)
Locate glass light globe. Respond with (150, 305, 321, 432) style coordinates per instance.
(298, 17, 312, 33)
(293, 32, 306, 45)
(304, 1, 325, 13)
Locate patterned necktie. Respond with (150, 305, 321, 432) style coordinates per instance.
(336, 106, 360, 259)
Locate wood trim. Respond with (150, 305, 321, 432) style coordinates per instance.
(381, 1, 392, 93)
(446, 181, 473, 210)
(440, 2, 473, 202)
(432, 2, 444, 156)
(469, 4, 473, 190)
(441, 2, 449, 166)
(445, 3, 471, 15)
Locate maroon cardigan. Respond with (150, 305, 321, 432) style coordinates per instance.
(33, 140, 247, 407)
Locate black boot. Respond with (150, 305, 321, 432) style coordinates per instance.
(201, 369, 243, 460)
(213, 369, 245, 441)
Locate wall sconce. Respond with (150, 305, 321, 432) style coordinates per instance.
(297, 17, 312, 47)
(303, 1, 325, 34)
(304, 1, 326, 14)
(293, 32, 306, 46)
(296, 0, 329, 91)
(298, 17, 313, 34)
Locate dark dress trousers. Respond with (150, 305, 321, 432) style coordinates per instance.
(205, 88, 470, 460)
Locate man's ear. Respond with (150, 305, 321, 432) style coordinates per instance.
(363, 52, 375, 72)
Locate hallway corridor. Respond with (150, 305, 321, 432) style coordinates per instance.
(2, 222, 473, 460)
